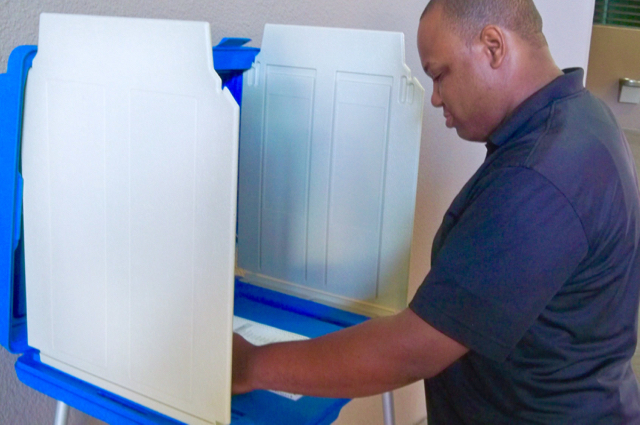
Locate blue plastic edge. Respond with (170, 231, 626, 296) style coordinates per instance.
(213, 37, 260, 71)
(14, 175, 23, 248)
(212, 37, 260, 106)
(16, 351, 184, 425)
(0, 45, 37, 355)
(235, 280, 369, 328)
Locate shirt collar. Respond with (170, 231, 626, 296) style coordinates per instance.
(487, 68, 585, 148)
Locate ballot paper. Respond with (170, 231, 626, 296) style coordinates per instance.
(233, 316, 309, 401)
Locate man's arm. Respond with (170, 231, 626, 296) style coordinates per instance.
(232, 308, 468, 398)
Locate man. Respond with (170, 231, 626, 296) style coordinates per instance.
(233, 0, 640, 423)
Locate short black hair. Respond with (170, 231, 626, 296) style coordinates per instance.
(422, 0, 546, 48)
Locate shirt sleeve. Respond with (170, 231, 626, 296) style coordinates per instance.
(409, 166, 589, 362)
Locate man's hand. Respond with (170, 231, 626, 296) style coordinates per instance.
(232, 333, 256, 395)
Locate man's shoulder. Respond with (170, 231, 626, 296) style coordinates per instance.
(488, 89, 639, 249)
(525, 88, 619, 168)
(486, 88, 626, 195)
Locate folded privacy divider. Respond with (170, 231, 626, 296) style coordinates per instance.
(237, 24, 425, 318)
(21, 13, 239, 425)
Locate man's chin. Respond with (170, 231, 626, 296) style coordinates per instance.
(455, 128, 486, 143)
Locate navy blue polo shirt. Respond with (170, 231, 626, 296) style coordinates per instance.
(410, 68, 640, 424)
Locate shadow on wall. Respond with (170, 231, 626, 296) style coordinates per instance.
(586, 25, 640, 131)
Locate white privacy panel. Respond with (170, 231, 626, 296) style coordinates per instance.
(237, 24, 424, 317)
(21, 14, 238, 425)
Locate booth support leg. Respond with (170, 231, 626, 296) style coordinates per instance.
(54, 401, 69, 425)
(382, 391, 396, 425)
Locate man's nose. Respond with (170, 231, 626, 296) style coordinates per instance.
(431, 81, 443, 108)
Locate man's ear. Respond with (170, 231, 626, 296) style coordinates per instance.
(479, 25, 506, 69)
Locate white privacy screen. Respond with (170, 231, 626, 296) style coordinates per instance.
(237, 24, 424, 317)
(21, 13, 239, 425)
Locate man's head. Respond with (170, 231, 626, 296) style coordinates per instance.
(422, 0, 546, 49)
(419, 0, 560, 142)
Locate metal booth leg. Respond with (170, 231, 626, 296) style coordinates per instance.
(382, 391, 396, 425)
(54, 401, 69, 425)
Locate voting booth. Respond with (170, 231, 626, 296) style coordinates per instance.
(0, 14, 424, 425)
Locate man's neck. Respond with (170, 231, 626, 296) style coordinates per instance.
(505, 46, 563, 119)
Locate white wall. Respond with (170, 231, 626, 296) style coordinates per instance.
(0, 0, 595, 424)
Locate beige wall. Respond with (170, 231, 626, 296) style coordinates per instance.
(587, 25, 640, 131)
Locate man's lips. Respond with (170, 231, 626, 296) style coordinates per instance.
(443, 110, 454, 128)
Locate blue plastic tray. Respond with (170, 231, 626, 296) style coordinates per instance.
(0, 39, 366, 425)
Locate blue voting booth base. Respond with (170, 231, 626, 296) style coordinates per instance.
(0, 42, 368, 425)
